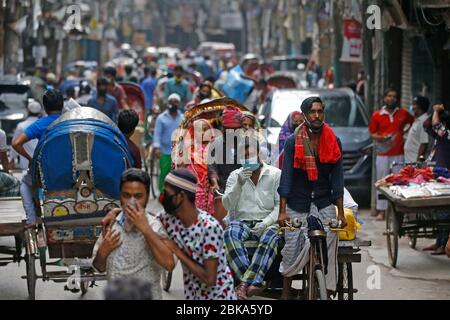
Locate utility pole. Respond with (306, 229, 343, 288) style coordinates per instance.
(291, 0, 302, 55)
(0, 3, 5, 77)
(361, 0, 377, 214)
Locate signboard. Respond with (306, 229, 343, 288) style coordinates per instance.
(340, 19, 362, 63)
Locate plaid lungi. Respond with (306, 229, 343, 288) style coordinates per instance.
(0, 173, 20, 197)
(224, 220, 281, 286)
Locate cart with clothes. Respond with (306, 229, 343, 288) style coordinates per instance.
(18, 106, 133, 299)
(376, 161, 450, 267)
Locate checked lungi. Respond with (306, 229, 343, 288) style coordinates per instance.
(279, 203, 339, 291)
(224, 220, 281, 286)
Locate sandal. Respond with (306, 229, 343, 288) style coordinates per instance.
(247, 283, 266, 297)
(235, 283, 248, 300)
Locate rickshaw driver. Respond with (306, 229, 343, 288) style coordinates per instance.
(277, 97, 346, 299)
(12, 89, 64, 226)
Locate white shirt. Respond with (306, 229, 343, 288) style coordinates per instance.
(344, 187, 358, 212)
(222, 163, 281, 226)
(92, 212, 168, 300)
(9, 117, 39, 169)
(404, 113, 429, 163)
(0, 129, 7, 152)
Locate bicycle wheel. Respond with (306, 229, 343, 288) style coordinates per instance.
(314, 269, 327, 300)
(80, 281, 89, 295)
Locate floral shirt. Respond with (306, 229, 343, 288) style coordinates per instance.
(158, 210, 236, 300)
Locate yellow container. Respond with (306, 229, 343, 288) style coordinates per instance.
(337, 208, 361, 241)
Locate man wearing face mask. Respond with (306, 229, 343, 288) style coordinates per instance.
(87, 78, 119, 123)
(222, 137, 282, 300)
(92, 169, 175, 300)
(153, 93, 183, 192)
(158, 169, 236, 300)
(368, 88, 414, 220)
(192, 82, 213, 105)
(164, 65, 192, 112)
(404, 95, 430, 163)
(277, 96, 346, 300)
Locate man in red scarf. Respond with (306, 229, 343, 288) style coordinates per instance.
(277, 96, 346, 299)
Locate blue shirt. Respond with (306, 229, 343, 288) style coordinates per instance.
(164, 78, 192, 107)
(24, 114, 61, 140)
(153, 110, 183, 155)
(87, 93, 119, 123)
(140, 77, 158, 109)
(278, 135, 344, 213)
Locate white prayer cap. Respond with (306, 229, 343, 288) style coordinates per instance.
(27, 100, 42, 114)
(168, 93, 181, 102)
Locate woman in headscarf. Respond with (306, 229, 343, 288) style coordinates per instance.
(277, 111, 302, 168)
(174, 119, 216, 214)
(279, 111, 302, 152)
(241, 111, 261, 131)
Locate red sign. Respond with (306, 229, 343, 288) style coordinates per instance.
(340, 19, 363, 63)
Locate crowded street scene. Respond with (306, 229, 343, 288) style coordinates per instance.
(0, 0, 449, 305)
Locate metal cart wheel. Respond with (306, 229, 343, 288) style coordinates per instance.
(161, 270, 172, 292)
(386, 202, 399, 268)
(25, 254, 36, 300)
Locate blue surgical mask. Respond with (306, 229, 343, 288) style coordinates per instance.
(240, 156, 261, 171)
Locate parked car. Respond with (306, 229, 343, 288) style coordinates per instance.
(0, 80, 32, 144)
(258, 88, 372, 205)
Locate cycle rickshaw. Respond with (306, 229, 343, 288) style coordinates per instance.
(19, 106, 133, 299)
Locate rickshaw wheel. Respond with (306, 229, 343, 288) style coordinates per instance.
(161, 270, 172, 292)
(38, 247, 47, 280)
(80, 281, 89, 295)
(25, 254, 36, 300)
(148, 152, 160, 199)
(408, 235, 417, 249)
(386, 202, 399, 268)
(343, 263, 353, 300)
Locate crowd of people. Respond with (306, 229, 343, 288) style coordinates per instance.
(0, 48, 449, 301)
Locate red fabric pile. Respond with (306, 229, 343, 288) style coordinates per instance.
(385, 166, 434, 185)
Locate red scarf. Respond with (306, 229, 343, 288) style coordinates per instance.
(294, 123, 341, 181)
